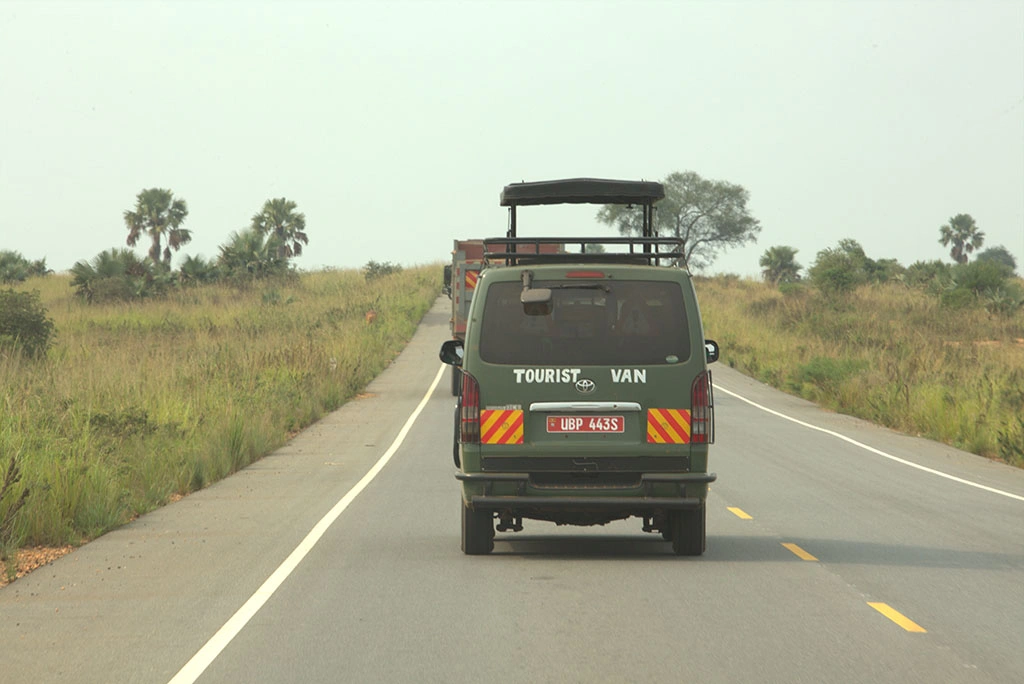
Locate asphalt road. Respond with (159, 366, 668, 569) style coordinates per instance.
(2, 296, 1022, 683)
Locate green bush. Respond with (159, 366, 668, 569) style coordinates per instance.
(997, 416, 1024, 468)
(905, 260, 952, 293)
(791, 356, 867, 394)
(363, 260, 403, 281)
(808, 240, 870, 296)
(0, 251, 50, 284)
(0, 289, 55, 358)
(953, 259, 1013, 293)
(70, 248, 170, 303)
(938, 260, 1021, 315)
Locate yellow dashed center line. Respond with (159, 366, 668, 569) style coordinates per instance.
(868, 602, 927, 633)
(727, 507, 752, 520)
(782, 542, 818, 561)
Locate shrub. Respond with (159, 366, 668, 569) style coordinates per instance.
(808, 240, 870, 296)
(938, 260, 1021, 315)
(363, 260, 403, 281)
(178, 255, 221, 286)
(792, 356, 867, 395)
(0, 251, 50, 284)
(953, 259, 1013, 293)
(1, 455, 31, 577)
(997, 416, 1024, 468)
(905, 260, 952, 293)
(0, 288, 55, 358)
(70, 248, 169, 303)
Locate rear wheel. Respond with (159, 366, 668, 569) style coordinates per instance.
(670, 502, 706, 556)
(461, 502, 494, 555)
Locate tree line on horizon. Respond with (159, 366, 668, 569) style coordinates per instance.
(3, 174, 1021, 312)
(757, 213, 1021, 316)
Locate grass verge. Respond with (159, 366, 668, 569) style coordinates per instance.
(696, 276, 1024, 468)
(0, 265, 441, 580)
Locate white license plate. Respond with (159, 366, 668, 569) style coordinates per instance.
(546, 416, 624, 433)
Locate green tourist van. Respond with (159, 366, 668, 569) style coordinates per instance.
(440, 178, 719, 556)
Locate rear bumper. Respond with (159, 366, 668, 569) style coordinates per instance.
(468, 495, 705, 511)
(456, 471, 716, 511)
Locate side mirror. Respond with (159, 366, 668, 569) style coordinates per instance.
(704, 339, 720, 364)
(521, 287, 553, 316)
(440, 339, 464, 366)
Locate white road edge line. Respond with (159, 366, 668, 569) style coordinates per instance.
(715, 384, 1024, 503)
(167, 363, 446, 684)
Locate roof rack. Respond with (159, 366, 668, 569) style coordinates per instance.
(484, 236, 684, 267)
(500, 178, 664, 239)
(500, 178, 664, 207)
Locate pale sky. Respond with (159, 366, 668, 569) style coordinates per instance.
(2, 0, 1022, 277)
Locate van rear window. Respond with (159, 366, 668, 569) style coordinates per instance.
(479, 280, 691, 365)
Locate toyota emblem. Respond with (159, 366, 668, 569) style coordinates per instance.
(575, 378, 596, 394)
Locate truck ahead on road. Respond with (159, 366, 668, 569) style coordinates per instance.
(444, 240, 484, 395)
(443, 238, 560, 396)
(440, 178, 720, 556)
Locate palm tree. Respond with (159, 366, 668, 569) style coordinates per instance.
(0, 250, 30, 284)
(70, 248, 154, 301)
(759, 246, 802, 285)
(250, 198, 308, 259)
(939, 214, 985, 264)
(124, 188, 191, 268)
(178, 255, 220, 285)
(218, 228, 288, 278)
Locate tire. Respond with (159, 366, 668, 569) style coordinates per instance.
(450, 366, 461, 396)
(670, 502, 706, 556)
(461, 502, 494, 555)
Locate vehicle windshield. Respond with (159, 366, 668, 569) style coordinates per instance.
(479, 280, 690, 365)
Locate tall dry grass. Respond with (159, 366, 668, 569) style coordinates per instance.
(696, 276, 1024, 467)
(0, 266, 441, 569)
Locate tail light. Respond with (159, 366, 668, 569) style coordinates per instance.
(690, 370, 715, 444)
(460, 371, 481, 444)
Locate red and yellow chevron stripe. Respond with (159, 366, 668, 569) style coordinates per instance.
(465, 270, 479, 290)
(480, 409, 524, 445)
(647, 409, 691, 444)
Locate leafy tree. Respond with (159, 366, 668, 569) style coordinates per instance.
(0, 251, 50, 284)
(975, 245, 1017, 275)
(808, 239, 873, 296)
(0, 288, 55, 358)
(938, 213, 984, 264)
(124, 188, 191, 268)
(70, 248, 163, 302)
(759, 246, 802, 285)
(250, 198, 308, 260)
(596, 171, 761, 271)
(218, 228, 289, 279)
